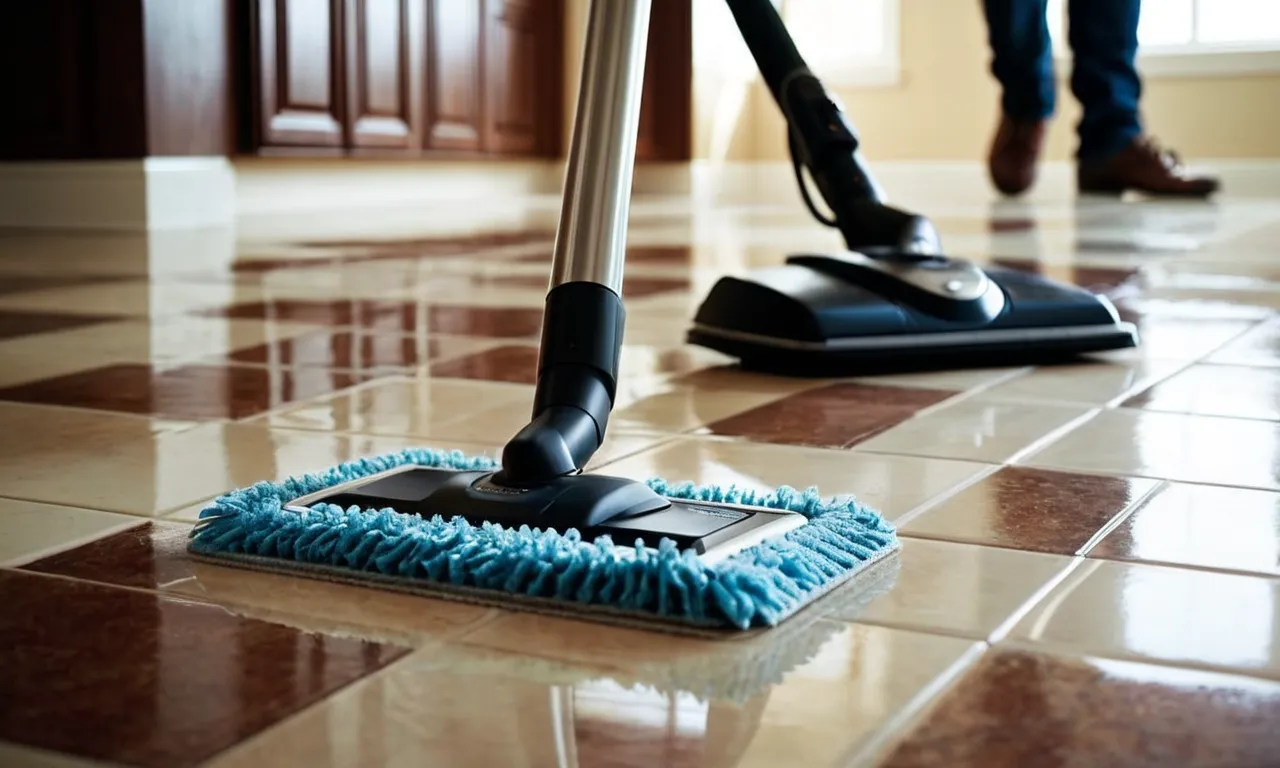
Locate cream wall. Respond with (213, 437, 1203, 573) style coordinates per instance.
(751, 0, 1280, 162)
(563, 0, 1280, 164)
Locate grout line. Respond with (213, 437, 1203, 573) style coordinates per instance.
(1074, 478, 1170, 557)
(887, 463, 1004, 530)
(1003, 406, 1103, 467)
(841, 640, 991, 768)
(1015, 559, 1104, 644)
(0, 516, 149, 569)
(996, 636, 1280, 685)
(1086, 551, 1280, 580)
(985, 555, 1091, 645)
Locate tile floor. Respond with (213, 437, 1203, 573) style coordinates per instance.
(2, 190, 1280, 767)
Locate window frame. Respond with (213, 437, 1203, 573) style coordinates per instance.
(781, 0, 902, 87)
(1047, 0, 1280, 77)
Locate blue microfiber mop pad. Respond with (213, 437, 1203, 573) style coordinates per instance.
(187, 447, 899, 631)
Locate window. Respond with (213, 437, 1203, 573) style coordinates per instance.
(782, 0, 901, 86)
(1047, 0, 1280, 76)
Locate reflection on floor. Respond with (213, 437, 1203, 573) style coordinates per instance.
(2, 191, 1280, 767)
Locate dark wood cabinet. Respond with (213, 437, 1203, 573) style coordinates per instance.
(424, 0, 484, 151)
(343, 0, 426, 152)
(254, 0, 346, 149)
(482, 0, 541, 155)
(635, 0, 692, 163)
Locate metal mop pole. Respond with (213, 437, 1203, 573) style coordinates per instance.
(499, 0, 653, 484)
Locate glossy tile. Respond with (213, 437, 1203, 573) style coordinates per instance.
(858, 397, 1095, 464)
(0, 498, 140, 566)
(981, 358, 1188, 405)
(203, 298, 415, 327)
(598, 437, 992, 522)
(1102, 315, 1258, 362)
(878, 650, 1280, 768)
(836, 537, 1073, 638)
(705, 383, 958, 449)
(1123, 363, 1280, 421)
(0, 317, 318, 388)
(223, 329, 477, 372)
(1009, 559, 1280, 679)
(1022, 408, 1280, 490)
(428, 343, 539, 384)
(0, 280, 263, 317)
(0, 363, 369, 420)
(1209, 317, 1280, 368)
(259, 376, 533, 437)
(0, 310, 117, 341)
(0, 403, 491, 515)
(22, 522, 495, 646)
(1091, 482, 1280, 575)
(0, 569, 409, 767)
(211, 619, 980, 768)
(901, 467, 1160, 555)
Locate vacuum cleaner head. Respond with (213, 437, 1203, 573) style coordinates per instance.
(188, 448, 900, 634)
(688, 250, 1139, 376)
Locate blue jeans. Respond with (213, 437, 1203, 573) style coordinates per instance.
(982, 0, 1143, 161)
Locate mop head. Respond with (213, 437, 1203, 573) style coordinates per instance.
(187, 448, 899, 633)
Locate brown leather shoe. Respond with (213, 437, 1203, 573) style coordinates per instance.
(1077, 137, 1220, 197)
(988, 116, 1048, 196)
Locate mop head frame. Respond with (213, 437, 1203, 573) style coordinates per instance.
(187, 448, 900, 633)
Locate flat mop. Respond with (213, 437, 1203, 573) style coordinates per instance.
(188, 0, 899, 633)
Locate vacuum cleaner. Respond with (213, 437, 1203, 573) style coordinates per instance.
(188, 0, 898, 633)
(686, 0, 1139, 374)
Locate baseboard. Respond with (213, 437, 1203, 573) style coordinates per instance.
(0, 157, 236, 231)
(686, 159, 1280, 210)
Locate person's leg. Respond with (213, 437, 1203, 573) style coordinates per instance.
(1068, 0, 1220, 195)
(982, 0, 1055, 196)
(984, 0, 1056, 122)
(1066, 0, 1142, 161)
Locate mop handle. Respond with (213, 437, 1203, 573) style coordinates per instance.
(549, 0, 653, 295)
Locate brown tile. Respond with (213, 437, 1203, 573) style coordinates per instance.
(0, 275, 132, 296)
(22, 521, 192, 590)
(225, 329, 424, 371)
(0, 310, 118, 341)
(625, 245, 693, 264)
(879, 649, 1280, 768)
(0, 569, 409, 767)
(1090, 482, 1280, 575)
(200, 299, 411, 327)
(901, 467, 1159, 555)
(470, 273, 690, 298)
(0, 363, 368, 420)
(705, 383, 956, 449)
(989, 259, 1143, 292)
(24, 521, 494, 645)
(1123, 363, 1280, 421)
(427, 305, 544, 338)
(429, 344, 538, 385)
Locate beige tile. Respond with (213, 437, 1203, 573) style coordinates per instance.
(0, 742, 105, 768)
(1021, 408, 1280, 490)
(856, 397, 1096, 464)
(849, 367, 1029, 393)
(167, 562, 496, 648)
(0, 317, 318, 387)
(982, 358, 1189, 406)
(258, 376, 533, 438)
(0, 403, 495, 516)
(0, 498, 140, 566)
(835, 537, 1073, 639)
(0, 280, 264, 317)
(1009, 559, 1280, 680)
(598, 438, 992, 522)
(210, 619, 979, 767)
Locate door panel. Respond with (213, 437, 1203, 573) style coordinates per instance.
(256, 0, 345, 147)
(483, 0, 539, 154)
(424, 0, 483, 150)
(635, 0, 692, 163)
(344, 0, 425, 150)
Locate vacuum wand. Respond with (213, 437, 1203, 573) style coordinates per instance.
(499, 0, 652, 486)
(723, 0, 942, 256)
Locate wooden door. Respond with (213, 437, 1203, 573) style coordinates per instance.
(424, 0, 484, 151)
(635, 0, 692, 163)
(483, 0, 561, 156)
(343, 0, 425, 151)
(254, 0, 345, 148)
